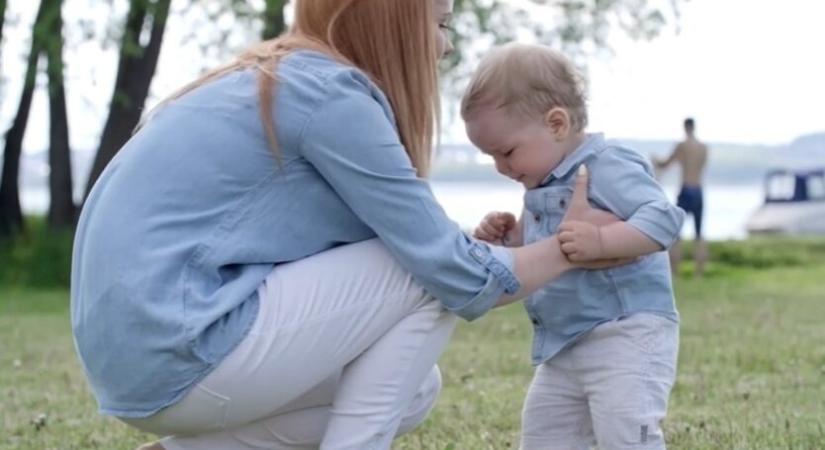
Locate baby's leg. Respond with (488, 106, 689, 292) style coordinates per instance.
(579, 313, 679, 450)
(520, 351, 594, 450)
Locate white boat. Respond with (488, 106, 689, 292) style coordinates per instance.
(746, 169, 825, 235)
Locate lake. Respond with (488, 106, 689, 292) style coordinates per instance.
(21, 180, 763, 241)
(432, 181, 763, 241)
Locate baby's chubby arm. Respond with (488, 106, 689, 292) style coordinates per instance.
(473, 211, 523, 247)
(558, 149, 685, 262)
(559, 218, 662, 261)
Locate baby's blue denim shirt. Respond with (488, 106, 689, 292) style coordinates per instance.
(522, 134, 684, 365)
(71, 51, 520, 418)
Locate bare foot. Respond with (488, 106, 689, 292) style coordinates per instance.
(136, 442, 165, 450)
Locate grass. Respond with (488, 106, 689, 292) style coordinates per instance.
(2, 241, 825, 449)
(0, 218, 73, 288)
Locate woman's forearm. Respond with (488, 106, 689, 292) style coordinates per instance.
(496, 235, 572, 307)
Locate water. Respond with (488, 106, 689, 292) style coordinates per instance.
(430, 181, 764, 241)
(23, 180, 763, 241)
(13, 141, 779, 241)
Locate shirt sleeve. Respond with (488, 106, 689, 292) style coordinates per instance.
(588, 146, 686, 249)
(297, 68, 521, 321)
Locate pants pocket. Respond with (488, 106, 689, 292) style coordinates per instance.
(618, 313, 678, 355)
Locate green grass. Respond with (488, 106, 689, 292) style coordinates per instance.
(3, 246, 825, 448)
(0, 218, 73, 288)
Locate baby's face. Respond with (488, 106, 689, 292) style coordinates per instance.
(465, 106, 567, 189)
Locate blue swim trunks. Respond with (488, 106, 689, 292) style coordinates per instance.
(676, 185, 703, 238)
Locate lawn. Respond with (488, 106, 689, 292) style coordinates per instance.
(2, 241, 825, 449)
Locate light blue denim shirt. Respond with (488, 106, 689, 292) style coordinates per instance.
(71, 51, 520, 418)
(522, 133, 684, 365)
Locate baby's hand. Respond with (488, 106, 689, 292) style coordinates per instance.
(474, 212, 518, 245)
(558, 220, 605, 262)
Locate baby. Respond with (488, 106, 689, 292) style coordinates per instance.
(463, 43, 684, 450)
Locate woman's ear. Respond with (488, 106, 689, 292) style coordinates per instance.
(544, 107, 571, 141)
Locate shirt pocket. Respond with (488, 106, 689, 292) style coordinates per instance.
(542, 188, 573, 233)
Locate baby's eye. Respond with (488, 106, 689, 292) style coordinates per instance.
(505, 148, 515, 156)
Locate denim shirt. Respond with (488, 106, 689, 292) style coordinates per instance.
(522, 134, 684, 365)
(71, 51, 520, 418)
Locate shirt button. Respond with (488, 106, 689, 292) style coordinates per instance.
(559, 198, 567, 208)
(533, 214, 541, 222)
(531, 317, 539, 325)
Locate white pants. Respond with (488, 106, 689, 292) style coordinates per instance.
(520, 313, 679, 450)
(125, 239, 457, 450)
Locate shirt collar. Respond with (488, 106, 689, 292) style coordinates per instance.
(538, 133, 605, 186)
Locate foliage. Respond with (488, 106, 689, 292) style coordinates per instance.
(0, 218, 72, 288)
(685, 238, 825, 271)
(443, 0, 684, 97)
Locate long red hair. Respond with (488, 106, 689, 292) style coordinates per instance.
(161, 0, 440, 176)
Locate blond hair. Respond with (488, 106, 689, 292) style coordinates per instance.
(155, 0, 440, 176)
(461, 43, 587, 132)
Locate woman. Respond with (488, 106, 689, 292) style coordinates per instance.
(71, 0, 612, 448)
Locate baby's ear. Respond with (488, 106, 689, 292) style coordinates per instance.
(544, 107, 570, 137)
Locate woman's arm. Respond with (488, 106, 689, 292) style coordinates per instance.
(496, 235, 571, 307)
(298, 69, 633, 318)
(298, 69, 526, 321)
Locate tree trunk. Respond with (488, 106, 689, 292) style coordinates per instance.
(0, 0, 48, 237)
(84, 0, 171, 199)
(261, 0, 286, 40)
(0, 0, 7, 51)
(44, 0, 76, 228)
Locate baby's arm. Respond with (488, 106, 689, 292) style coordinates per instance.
(559, 148, 684, 262)
(558, 220, 662, 261)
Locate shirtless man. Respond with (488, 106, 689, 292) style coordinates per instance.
(656, 117, 709, 277)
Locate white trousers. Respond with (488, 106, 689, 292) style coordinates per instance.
(520, 313, 679, 450)
(125, 239, 457, 450)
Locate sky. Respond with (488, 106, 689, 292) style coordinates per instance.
(583, 0, 825, 145)
(2, 0, 825, 154)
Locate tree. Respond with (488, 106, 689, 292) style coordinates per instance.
(84, 0, 171, 198)
(0, 0, 7, 51)
(261, 0, 287, 40)
(0, 0, 50, 237)
(80, 0, 680, 201)
(444, 0, 681, 93)
(44, 0, 75, 228)
(0, 0, 77, 235)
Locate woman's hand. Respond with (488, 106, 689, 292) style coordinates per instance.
(560, 165, 619, 227)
